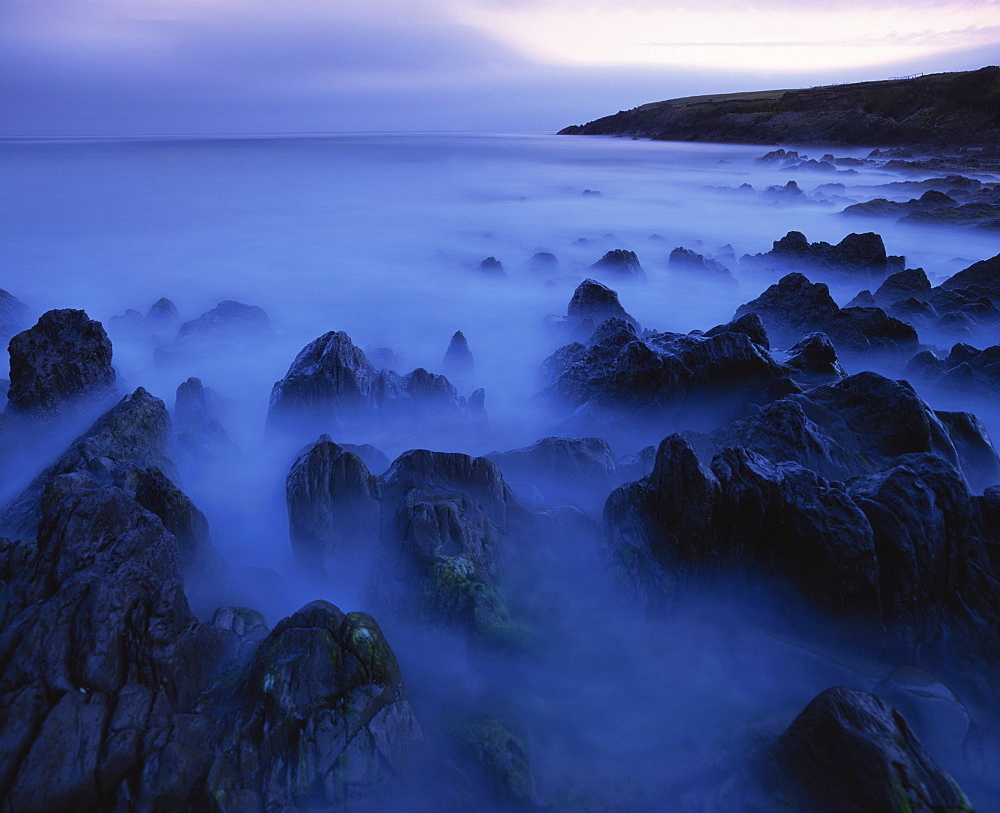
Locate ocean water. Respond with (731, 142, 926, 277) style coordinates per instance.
(2, 132, 998, 808)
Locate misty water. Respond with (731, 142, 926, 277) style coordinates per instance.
(2, 132, 998, 809)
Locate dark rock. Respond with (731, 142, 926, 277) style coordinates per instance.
(734, 272, 839, 346)
(703, 312, 770, 351)
(762, 180, 806, 200)
(824, 306, 919, 357)
(783, 332, 845, 385)
(487, 436, 617, 513)
(668, 247, 734, 280)
(873, 267, 933, 308)
(5, 309, 117, 422)
(376, 450, 526, 644)
(442, 330, 475, 376)
(566, 278, 638, 330)
(767, 687, 973, 813)
(742, 230, 902, 280)
(267, 331, 483, 439)
(147, 297, 178, 322)
(286, 435, 380, 573)
(940, 252, 1000, 300)
(845, 289, 877, 308)
(479, 257, 505, 276)
(590, 249, 645, 281)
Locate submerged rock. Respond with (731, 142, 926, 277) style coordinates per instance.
(765, 687, 973, 813)
(479, 256, 505, 276)
(442, 330, 475, 376)
(5, 309, 117, 422)
(590, 249, 645, 281)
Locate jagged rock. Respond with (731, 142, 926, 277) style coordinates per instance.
(442, 330, 475, 376)
(766, 687, 973, 813)
(734, 273, 839, 346)
(376, 450, 526, 644)
(0, 289, 30, 342)
(590, 249, 645, 280)
(208, 601, 426, 810)
(479, 257, 505, 276)
(783, 332, 845, 385)
(5, 309, 117, 422)
(668, 247, 733, 280)
(939, 252, 1000, 299)
(845, 289, 877, 308)
(566, 278, 638, 330)
(703, 312, 770, 350)
(872, 267, 933, 308)
(742, 230, 903, 280)
(286, 435, 380, 573)
(905, 341, 1000, 398)
(156, 300, 272, 364)
(736, 272, 918, 356)
(542, 316, 790, 431)
(173, 377, 237, 468)
(487, 436, 617, 513)
(147, 297, 178, 322)
(267, 331, 483, 439)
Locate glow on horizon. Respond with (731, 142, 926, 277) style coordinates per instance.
(447, 1, 1000, 72)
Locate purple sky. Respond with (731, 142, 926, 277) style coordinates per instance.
(2, 0, 997, 136)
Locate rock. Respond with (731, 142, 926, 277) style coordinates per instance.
(668, 247, 734, 280)
(214, 601, 426, 810)
(479, 257, 505, 276)
(487, 436, 617, 513)
(376, 450, 526, 644)
(742, 230, 903, 280)
(872, 267, 933, 308)
(762, 180, 806, 201)
(703, 312, 770, 350)
(527, 252, 558, 272)
(823, 306, 919, 358)
(442, 330, 475, 376)
(845, 290, 877, 308)
(172, 378, 238, 473)
(939, 252, 1000, 300)
(267, 331, 483, 439)
(5, 309, 117, 422)
(147, 297, 178, 322)
(590, 249, 645, 281)
(542, 316, 791, 431)
(0, 288, 30, 342)
(285, 435, 380, 573)
(734, 272, 839, 347)
(455, 718, 533, 807)
(566, 278, 639, 330)
(766, 687, 973, 813)
(156, 300, 272, 364)
(783, 332, 845, 385)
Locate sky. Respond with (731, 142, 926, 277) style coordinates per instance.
(1, 0, 997, 136)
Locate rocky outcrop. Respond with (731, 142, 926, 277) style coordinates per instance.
(479, 257, 505, 276)
(564, 277, 639, 334)
(558, 67, 1000, 148)
(783, 333, 845, 385)
(173, 377, 237, 467)
(668, 247, 733, 281)
(939, 252, 1000, 299)
(872, 267, 934, 309)
(735, 272, 918, 356)
(765, 687, 973, 813)
(741, 230, 903, 281)
(542, 316, 790, 430)
(442, 330, 475, 376)
(590, 249, 645, 281)
(267, 330, 485, 439)
(605, 434, 1000, 652)
(156, 300, 272, 364)
(487, 436, 617, 513)
(285, 435, 380, 573)
(376, 450, 526, 645)
(4, 309, 117, 422)
(906, 343, 1000, 395)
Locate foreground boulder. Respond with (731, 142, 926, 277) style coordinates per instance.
(764, 687, 973, 813)
(5, 309, 117, 422)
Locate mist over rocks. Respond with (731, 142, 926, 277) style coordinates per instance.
(154, 300, 272, 365)
(267, 329, 486, 444)
(442, 329, 474, 376)
(667, 246, 734, 281)
(741, 230, 903, 282)
(590, 248, 645, 281)
(0, 288, 30, 342)
(5, 308, 117, 423)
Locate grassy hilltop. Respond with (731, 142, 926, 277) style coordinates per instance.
(559, 66, 1000, 147)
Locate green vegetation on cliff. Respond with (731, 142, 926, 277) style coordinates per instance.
(559, 67, 1000, 147)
